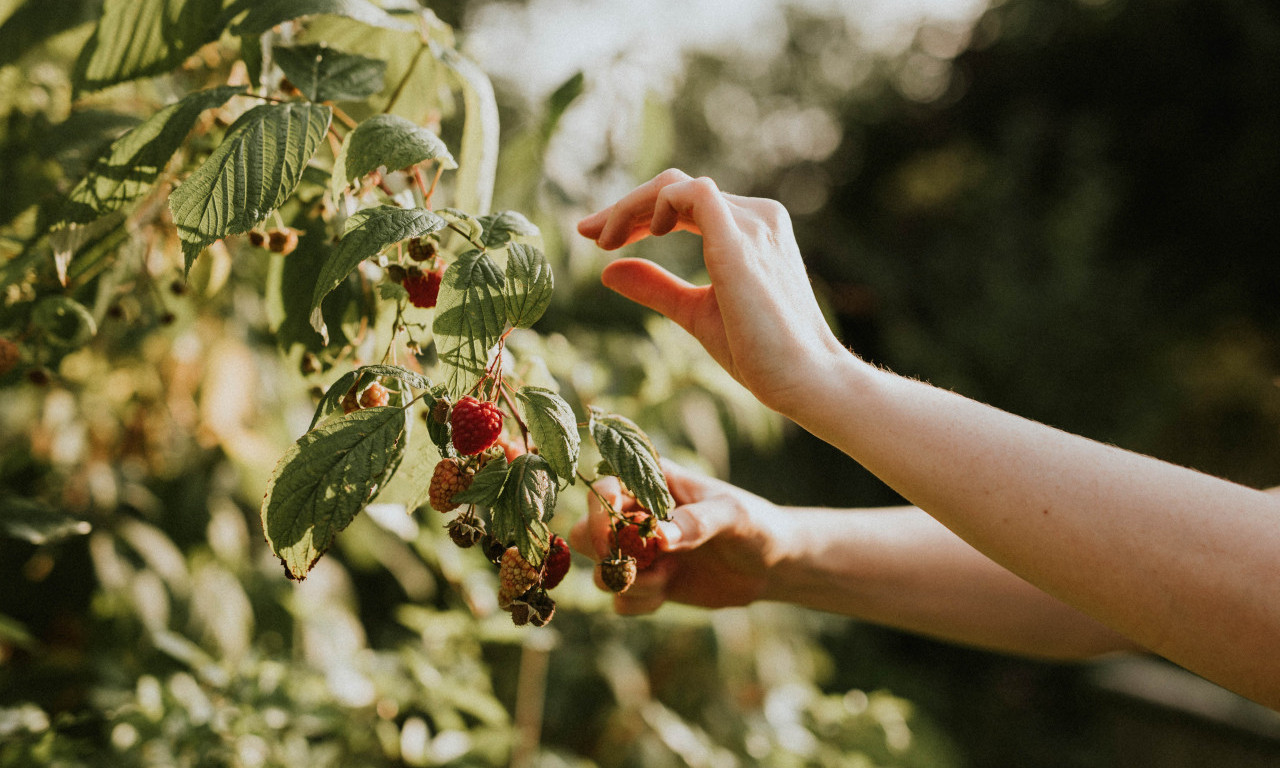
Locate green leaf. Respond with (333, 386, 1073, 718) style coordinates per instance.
(504, 243, 553, 328)
(229, 0, 415, 36)
(516, 386, 578, 484)
(32, 296, 96, 348)
(74, 0, 224, 93)
(490, 454, 556, 568)
(0, 496, 91, 545)
(170, 103, 331, 272)
(588, 407, 674, 519)
(341, 114, 456, 187)
(437, 207, 484, 246)
(372, 411, 440, 512)
(309, 205, 445, 341)
(435, 43, 498, 216)
(274, 43, 387, 103)
(261, 406, 407, 580)
(432, 250, 506, 394)
(55, 86, 246, 229)
(450, 453, 508, 506)
(478, 210, 539, 249)
(0, 0, 99, 71)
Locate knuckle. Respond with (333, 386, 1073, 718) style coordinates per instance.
(655, 168, 691, 185)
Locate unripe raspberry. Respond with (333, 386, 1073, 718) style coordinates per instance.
(267, 228, 299, 255)
(599, 556, 637, 594)
(359, 381, 389, 409)
(248, 230, 266, 248)
(541, 535, 571, 590)
(429, 458, 472, 513)
(498, 546, 541, 609)
(407, 237, 437, 262)
(450, 396, 503, 455)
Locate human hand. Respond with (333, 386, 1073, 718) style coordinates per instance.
(569, 460, 789, 614)
(577, 169, 849, 413)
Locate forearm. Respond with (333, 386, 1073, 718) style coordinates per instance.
(764, 505, 1140, 659)
(787, 351, 1280, 706)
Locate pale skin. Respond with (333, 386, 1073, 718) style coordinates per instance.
(568, 169, 1280, 709)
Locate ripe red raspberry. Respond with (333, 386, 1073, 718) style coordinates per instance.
(450, 396, 503, 455)
(498, 546, 541, 608)
(359, 381, 390, 409)
(404, 263, 445, 309)
(599, 556, 637, 594)
(429, 458, 472, 512)
(613, 510, 664, 571)
(541, 535, 571, 590)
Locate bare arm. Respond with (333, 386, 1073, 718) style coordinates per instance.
(578, 169, 1280, 708)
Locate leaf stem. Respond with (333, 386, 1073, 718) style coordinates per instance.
(331, 105, 358, 130)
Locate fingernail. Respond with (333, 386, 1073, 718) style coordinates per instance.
(658, 520, 681, 547)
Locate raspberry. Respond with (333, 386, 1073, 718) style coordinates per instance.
(404, 263, 445, 309)
(267, 228, 299, 255)
(447, 516, 485, 548)
(450, 396, 503, 455)
(498, 546, 541, 609)
(248, 230, 266, 247)
(541, 535, 571, 590)
(614, 510, 664, 571)
(511, 590, 556, 627)
(429, 458, 472, 513)
(407, 237, 437, 262)
(359, 381, 390, 409)
(599, 556, 637, 594)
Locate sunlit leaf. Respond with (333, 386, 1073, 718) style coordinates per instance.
(170, 103, 331, 272)
(432, 249, 506, 394)
(0, 0, 99, 71)
(342, 114, 456, 186)
(261, 406, 407, 580)
(308, 364, 432, 430)
(55, 86, 246, 229)
(274, 43, 387, 103)
(228, 0, 414, 36)
(588, 407, 673, 518)
(450, 453, 508, 506)
(74, 0, 224, 93)
(516, 386, 578, 484)
(309, 205, 445, 341)
(504, 243, 553, 328)
(490, 454, 555, 568)
(435, 43, 498, 215)
(478, 210, 539, 249)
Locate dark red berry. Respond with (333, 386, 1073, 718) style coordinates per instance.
(542, 535, 571, 590)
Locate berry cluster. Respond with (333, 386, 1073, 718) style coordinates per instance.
(599, 508, 664, 594)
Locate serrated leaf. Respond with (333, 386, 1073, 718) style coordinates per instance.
(261, 406, 407, 580)
(504, 243, 553, 328)
(432, 250, 506, 393)
(343, 114, 456, 184)
(309, 205, 445, 340)
(170, 103, 331, 272)
(588, 407, 673, 518)
(450, 454, 508, 506)
(490, 454, 556, 568)
(74, 0, 224, 93)
(478, 210, 539, 249)
(516, 386, 578, 484)
(274, 43, 387, 102)
(229, 0, 415, 36)
(55, 86, 246, 230)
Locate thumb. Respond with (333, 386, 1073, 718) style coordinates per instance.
(659, 500, 735, 553)
(601, 258, 706, 332)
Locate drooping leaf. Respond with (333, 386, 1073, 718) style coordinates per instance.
(54, 85, 246, 229)
(432, 249, 506, 393)
(340, 114, 456, 188)
(516, 386, 578, 484)
(478, 210, 539, 249)
(437, 207, 484, 247)
(588, 407, 673, 519)
(274, 43, 387, 102)
(490, 454, 556, 568)
(170, 103, 332, 272)
(450, 453, 508, 507)
(0, 0, 100, 71)
(261, 406, 407, 580)
(74, 0, 224, 93)
(435, 43, 498, 216)
(228, 0, 415, 36)
(504, 243, 553, 328)
(309, 205, 445, 341)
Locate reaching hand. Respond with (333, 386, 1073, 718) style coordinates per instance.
(568, 460, 789, 614)
(577, 169, 849, 412)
